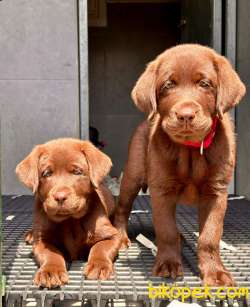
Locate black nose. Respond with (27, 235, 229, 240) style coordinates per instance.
(53, 190, 69, 204)
(176, 107, 196, 123)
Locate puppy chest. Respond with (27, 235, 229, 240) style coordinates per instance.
(61, 221, 88, 260)
(176, 148, 208, 185)
(61, 220, 112, 260)
(176, 149, 208, 205)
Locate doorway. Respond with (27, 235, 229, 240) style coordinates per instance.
(88, 2, 181, 176)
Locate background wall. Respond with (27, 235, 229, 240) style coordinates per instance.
(0, 0, 80, 194)
(236, 0, 250, 198)
(89, 3, 181, 176)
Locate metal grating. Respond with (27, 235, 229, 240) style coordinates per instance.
(2, 195, 250, 306)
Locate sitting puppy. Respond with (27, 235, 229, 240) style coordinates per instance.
(113, 44, 246, 286)
(16, 138, 121, 288)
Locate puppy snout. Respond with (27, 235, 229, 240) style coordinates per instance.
(174, 101, 199, 124)
(176, 107, 196, 123)
(53, 189, 70, 205)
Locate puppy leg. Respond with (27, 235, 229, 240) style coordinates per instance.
(33, 241, 68, 288)
(151, 191, 183, 279)
(84, 233, 121, 280)
(198, 192, 235, 286)
(113, 123, 148, 249)
(113, 168, 143, 248)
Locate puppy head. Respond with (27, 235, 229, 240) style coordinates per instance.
(132, 44, 246, 144)
(16, 138, 112, 222)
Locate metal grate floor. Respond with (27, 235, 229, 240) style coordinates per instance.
(2, 195, 250, 306)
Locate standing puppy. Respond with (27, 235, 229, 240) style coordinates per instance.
(16, 138, 121, 288)
(114, 44, 246, 286)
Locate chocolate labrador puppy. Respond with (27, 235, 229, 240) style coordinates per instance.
(16, 138, 121, 288)
(114, 44, 246, 286)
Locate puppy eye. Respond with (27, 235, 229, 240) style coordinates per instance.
(199, 79, 211, 88)
(42, 169, 53, 178)
(162, 80, 176, 90)
(73, 169, 83, 175)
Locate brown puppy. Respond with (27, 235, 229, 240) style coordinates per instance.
(114, 44, 246, 286)
(16, 138, 121, 288)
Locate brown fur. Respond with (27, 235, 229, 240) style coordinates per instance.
(16, 138, 121, 288)
(114, 44, 246, 286)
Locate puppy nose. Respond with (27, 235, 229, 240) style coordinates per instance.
(176, 107, 196, 123)
(53, 190, 69, 204)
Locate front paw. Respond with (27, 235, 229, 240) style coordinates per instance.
(25, 230, 34, 245)
(84, 259, 114, 280)
(113, 219, 131, 250)
(153, 253, 183, 279)
(119, 229, 131, 250)
(201, 265, 235, 286)
(34, 265, 68, 288)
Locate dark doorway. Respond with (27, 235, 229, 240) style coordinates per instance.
(88, 2, 181, 176)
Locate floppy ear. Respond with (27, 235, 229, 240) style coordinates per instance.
(215, 55, 246, 118)
(81, 141, 112, 188)
(131, 60, 158, 115)
(16, 145, 43, 193)
(95, 185, 115, 216)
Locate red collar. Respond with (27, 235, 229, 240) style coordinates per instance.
(183, 116, 219, 154)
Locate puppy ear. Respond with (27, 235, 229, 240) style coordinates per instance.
(215, 55, 246, 118)
(81, 141, 112, 188)
(131, 60, 158, 115)
(16, 145, 43, 193)
(95, 185, 115, 216)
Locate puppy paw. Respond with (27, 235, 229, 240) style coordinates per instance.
(153, 256, 183, 279)
(120, 231, 131, 250)
(25, 230, 34, 245)
(115, 228, 131, 250)
(113, 220, 131, 250)
(202, 268, 235, 286)
(34, 265, 68, 288)
(84, 259, 114, 280)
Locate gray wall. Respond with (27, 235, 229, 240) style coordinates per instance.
(89, 3, 180, 176)
(236, 0, 250, 198)
(0, 0, 80, 194)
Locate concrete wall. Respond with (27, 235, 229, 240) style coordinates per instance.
(236, 0, 250, 198)
(0, 0, 80, 194)
(89, 3, 180, 176)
